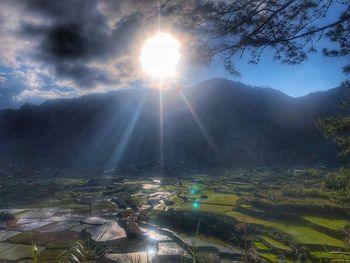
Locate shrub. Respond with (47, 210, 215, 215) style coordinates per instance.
(200, 194, 208, 199)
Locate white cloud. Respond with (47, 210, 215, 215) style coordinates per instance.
(13, 87, 79, 102)
(0, 0, 193, 106)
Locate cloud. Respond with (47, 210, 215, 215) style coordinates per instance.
(0, 70, 27, 109)
(19, 0, 146, 88)
(13, 87, 78, 102)
(0, 0, 194, 108)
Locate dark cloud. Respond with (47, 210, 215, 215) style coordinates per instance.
(55, 63, 116, 88)
(23, 0, 104, 23)
(16, 0, 146, 88)
(45, 24, 86, 60)
(0, 0, 191, 106)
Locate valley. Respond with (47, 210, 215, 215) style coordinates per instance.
(0, 0, 349, 262)
(0, 167, 349, 262)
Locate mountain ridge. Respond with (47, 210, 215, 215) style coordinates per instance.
(0, 79, 348, 173)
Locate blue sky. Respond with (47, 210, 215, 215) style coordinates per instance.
(188, 45, 348, 97)
(0, 0, 348, 109)
(237, 49, 348, 97)
(187, 2, 349, 97)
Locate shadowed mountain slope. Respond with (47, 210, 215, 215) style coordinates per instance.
(0, 78, 348, 173)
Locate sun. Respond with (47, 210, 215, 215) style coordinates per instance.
(140, 32, 180, 78)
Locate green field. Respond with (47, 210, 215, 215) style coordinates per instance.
(171, 198, 345, 248)
(156, 169, 350, 262)
(262, 237, 291, 251)
(1, 167, 349, 262)
(303, 215, 349, 230)
(253, 241, 269, 250)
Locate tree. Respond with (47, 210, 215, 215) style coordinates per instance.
(168, 0, 349, 75)
(318, 81, 350, 155)
(166, 0, 350, 153)
(324, 168, 350, 204)
(164, 1, 350, 257)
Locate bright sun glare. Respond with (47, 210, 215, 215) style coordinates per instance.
(140, 32, 180, 78)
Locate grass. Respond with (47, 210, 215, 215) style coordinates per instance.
(226, 210, 275, 226)
(173, 194, 346, 248)
(170, 195, 185, 205)
(196, 235, 233, 248)
(260, 253, 278, 262)
(0, 243, 44, 261)
(3, 171, 350, 262)
(310, 251, 350, 260)
(303, 215, 349, 230)
(262, 236, 291, 251)
(130, 195, 147, 206)
(165, 175, 348, 249)
(59, 178, 87, 186)
(93, 200, 117, 211)
(253, 241, 269, 250)
(226, 211, 345, 247)
(205, 193, 239, 205)
(179, 233, 234, 249)
(170, 192, 239, 214)
(59, 203, 89, 212)
(260, 253, 293, 263)
(176, 202, 233, 214)
(8, 231, 80, 247)
(277, 225, 344, 247)
(172, 192, 239, 212)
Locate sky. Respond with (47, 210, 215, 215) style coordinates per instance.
(188, 46, 348, 97)
(0, 0, 349, 109)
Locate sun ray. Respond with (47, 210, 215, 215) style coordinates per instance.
(176, 86, 218, 153)
(106, 95, 146, 170)
(158, 82, 164, 173)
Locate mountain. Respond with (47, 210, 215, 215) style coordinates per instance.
(0, 78, 348, 173)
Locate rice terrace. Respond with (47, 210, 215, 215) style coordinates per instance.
(0, 0, 350, 262)
(0, 166, 349, 262)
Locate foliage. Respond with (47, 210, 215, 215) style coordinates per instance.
(318, 81, 350, 156)
(173, 0, 350, 163)
(32, 243, 38, 263)
(58, 241, 94, 263)
(324, 168, 350, 204)
(232, 221, 264, 263)
(291, 245, 311, 263)
(188, 218, 201, 263)
(58, 239, 109, 263)
(169, 0, 350, 75)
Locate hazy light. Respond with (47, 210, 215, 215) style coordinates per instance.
(193, 202, 199, 208)
(191, 185, 199, 194)
(177, 89, 217, 151)
(140, 32, 180, 78)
